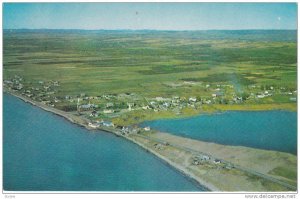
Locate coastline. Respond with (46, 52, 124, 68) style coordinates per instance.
(4, 89, 297, 191)
(4, 90, 215, 191)
(111, 101, 296, 127)
(124, 134, 216, 191)
(5, 90, 90, 129)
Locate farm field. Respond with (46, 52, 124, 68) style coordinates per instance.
(3, 29, 297, 125)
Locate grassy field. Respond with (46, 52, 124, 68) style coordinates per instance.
(3, 29, 297, 125)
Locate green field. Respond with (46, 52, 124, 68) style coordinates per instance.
(3, 29, 297, 125)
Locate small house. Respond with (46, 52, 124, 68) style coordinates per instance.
(143, 126, 151, 131)
(88, 122, 100, 129)
(103, 109, 114, 114)
(213, 159, 221, 164)
(142, 105, 150, 110)
(90, 110, 98, 117)
(106, 102, 114, 108)
(201, 155, 210, 161)
(102, 121, 114, 127)
(189, 97, 197, 102)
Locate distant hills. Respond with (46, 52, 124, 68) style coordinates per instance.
(3, 29, 297, 42)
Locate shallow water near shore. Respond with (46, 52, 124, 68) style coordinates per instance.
(3, 94, 204, 191)
(142, 110, 297, 154)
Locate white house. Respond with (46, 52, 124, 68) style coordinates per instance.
(143, 126, 151, 131)
(103, 109, 114, 114)
(142, 105, 150, 110)
(257, 94, 265, 99)
(189, 97, 197, 102)
(102, 121, 114, 127)
(88, 122, 100, 129)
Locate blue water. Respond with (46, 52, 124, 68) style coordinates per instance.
(3, 94, 204, 191)
(142, 111, 297, 154)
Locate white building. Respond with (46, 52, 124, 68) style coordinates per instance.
(88, 122, 100, 129)
(143, 126, 151, 131)
(103, 109, 114, 114)
(189, 97, 197, 102)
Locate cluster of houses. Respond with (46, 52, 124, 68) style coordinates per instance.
(88, 120, 114, 129)
(192, 155, 234, 170)
(4, 76, 297, 119)
(250, 85, 297, 102)
(4, 76, 62, 107)
(256, 91, 273, 99)
(4, 75, 24, 92)
(87, 119, 151, 138)
(153, 143, 165, 150)
(116, 126, 150, 136)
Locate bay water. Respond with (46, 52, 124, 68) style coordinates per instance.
(142, 110, 297, 154)
(3, 94, 204, 191)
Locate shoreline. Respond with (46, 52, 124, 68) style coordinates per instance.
(5, 90, 90, 128)
(140, 122, 296, 156)
(111, 102, 296, 127)
(4, 90, 215, 191)
(124, 134, 216, 191)
(4, 90, 297, 191)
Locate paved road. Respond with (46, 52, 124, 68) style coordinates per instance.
(133, 134, 296, 191)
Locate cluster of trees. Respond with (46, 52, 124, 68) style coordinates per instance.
(56, 104, 77, 112)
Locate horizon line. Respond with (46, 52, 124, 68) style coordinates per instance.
(3, 28, 297, 31)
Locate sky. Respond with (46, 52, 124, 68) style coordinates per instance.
(3, 3, 297, 30)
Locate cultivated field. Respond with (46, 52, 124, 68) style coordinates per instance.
(3, 30, 297, 125)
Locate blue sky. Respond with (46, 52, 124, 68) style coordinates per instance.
(3, 3, 297, 30)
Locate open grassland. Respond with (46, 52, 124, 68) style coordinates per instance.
(3, 30, 297, 125)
